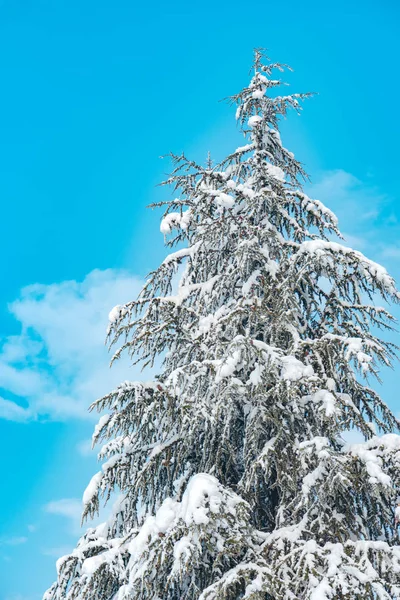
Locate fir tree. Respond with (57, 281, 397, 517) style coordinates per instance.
(44, 50, 400, 600)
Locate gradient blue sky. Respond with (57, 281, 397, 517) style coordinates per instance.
(0, 1, 399, 599)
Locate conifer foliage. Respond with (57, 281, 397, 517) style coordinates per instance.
(44, 50, 400, 600)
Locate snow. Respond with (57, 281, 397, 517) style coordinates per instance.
(56, 554, 71, 576)
(395, 505, 400, 522)
(280, 356, 313, 381)
(192, 305, 229, 339)
(302, 464, 327, 496)
(345, 434, 400, 486)
(252, 89, 265, 99)
(234, 143, 254, 154)
(180, 209, 192, 230)
(102, 453, 121, 473)
(162, 243, 201, 266)
(289, 190, 339, 226)
(343, 337, 373, 372)
(158, 273, 220, 307)
(172, 536, 193, 573)
(248, 362, 264, 386)
(198, 183, 235, 208)
(343, 337, 368, 358)
(326, 378, 336, 391)
(268, 127, 282, 145)
(128, 504, 173, 558)
(309, 389, 338, 417)
(160, 213, 179, 234)
(215, 350, 241, 382)
(213, 345, 314, 385)
(242, 270, 261, 296)
(245, 573, 263, 595)
(160, 209, 191, 234)
(92, 413, 111, 442)
(82, 471, 103, 506)
(108, 304, 127, 323)
(253, 74, 269, 86)
(295, 240, 397, 296)
(180, 474, 223, 525)
(82, 553, 110, 576)
(248, 115, 262, 128)
(236, 183, 256, 199)
(215, 192, 235, 208)
(154, 497, 178, 530)
(310, 578, 332, 600)
(127, 474, 238, 562)
(149, 434, 180, 459)
(266, 162, 285, 182)
(300, 436, 330, 457)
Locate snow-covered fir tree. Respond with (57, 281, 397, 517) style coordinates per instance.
(44, 50, 400, 600)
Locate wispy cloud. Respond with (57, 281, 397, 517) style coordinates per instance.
(309, 170, 387, 222)
(0, 397, 31, 422)
(0, 536, 28, 546)
(341, 232, 367, 250)
(361, 209, 379, 221)
(4, 595, 41, 600)
(381, 246, 400, 259)
(43, 495, 110, 539)
(76, 438, 94, 457)
(308, 169, 389, 240)
(0, 269, 143, 422)
(42, 545, 73, 559)
(44, 498, 83, 536)
(309, 169, 400, 265)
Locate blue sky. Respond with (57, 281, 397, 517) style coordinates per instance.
(0, 1, 399, 598)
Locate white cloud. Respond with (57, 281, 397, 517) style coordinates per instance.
(4, 594, 42, 600)
(0, 536, 28, 546)
(44, 495, 110, 538)
(76, 438, 94, 457)
(42, 545, 73, 558)
(341, 232, 366, 250)
(361, 209, 379, 221)
(308, 170, 400, 260)
(0, 397, 31, 422)
(0, 269, 143, 421)
(308, 170, 388, 236)
(381, 246, 400, 259)
(44, 498, 83, 535)
(309, 170, 386, 216)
